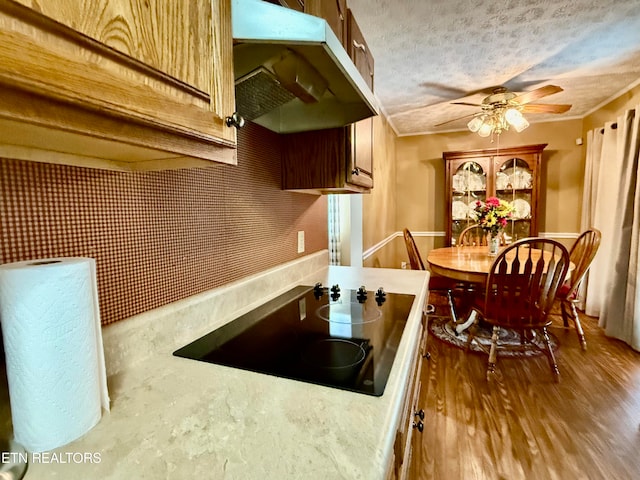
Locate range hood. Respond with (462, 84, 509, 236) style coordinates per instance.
(232, 0, 378, 133)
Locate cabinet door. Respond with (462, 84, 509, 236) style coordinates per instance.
(0, 0, 236, 168)
(347, 9, 374, 91)
(446, 158, 489, 245)
(281, 127, 348, 192)
(347, 117, 373, 189)
(493, 155, 539, 241)
(281, 126, 372, 194)
(305, 0, 347, 47)
(394, 324, 425, 480)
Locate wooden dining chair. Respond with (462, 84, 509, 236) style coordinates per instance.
(403, 227, 425, 270)
(455, 223, 507, 326)
(403, 228, 458, 320)
(466, 238, 571, 382)
(555, 228, 601, 350)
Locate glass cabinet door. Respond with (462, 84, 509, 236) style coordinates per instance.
(451, 161, 487, 245)
(495, 157, 533, 242)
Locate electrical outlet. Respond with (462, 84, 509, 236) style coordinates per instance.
(401, 261, 407, 269)
(297, 231, 305, 253)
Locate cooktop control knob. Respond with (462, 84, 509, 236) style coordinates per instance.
(330, 284, 341, 301)
(313, 282, 324, 299)
(375, 287, 387, 306)
(356, 285, 367, 303)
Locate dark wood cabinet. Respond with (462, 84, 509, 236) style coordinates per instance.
(443, 144, 547, 245)
(347, 8, 374, 91)
(306, 0, 347, 47)
(282, 122, 372, 194)
(349, 117, 374, 188)
(391, 313, 427, 480)
(278, 1, 374, 194)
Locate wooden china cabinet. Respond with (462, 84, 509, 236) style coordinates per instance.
(443, 144, 547, 246)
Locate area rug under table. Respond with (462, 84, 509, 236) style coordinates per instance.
(428, 315, 559, 358)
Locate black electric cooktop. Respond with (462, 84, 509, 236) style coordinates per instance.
(173, 284, 415, 396)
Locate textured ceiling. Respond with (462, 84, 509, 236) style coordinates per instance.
(346, 0, 640, 136)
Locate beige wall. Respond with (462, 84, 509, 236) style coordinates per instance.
(583, 82, 640, 134)
(363, 114, 399, 268)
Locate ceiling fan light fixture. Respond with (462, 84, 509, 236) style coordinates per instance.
(513, 116, 530, 133)
(467, 116, 484, 133)
(477, 121, 493, 137)
(505, 108, 530, 132)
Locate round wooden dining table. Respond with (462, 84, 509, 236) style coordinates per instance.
(427, 246, 503, 284)
(427, 245, 574, 285)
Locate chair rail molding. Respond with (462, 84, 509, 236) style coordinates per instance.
(363, 231, 445, 260)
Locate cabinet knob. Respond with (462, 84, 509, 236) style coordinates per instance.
(414, 409, 425, 420)
(412, 421, 424, 433)
(225, 112, 245, 129)
(351, 167, 360, 175)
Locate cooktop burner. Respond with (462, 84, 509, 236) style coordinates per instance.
(173, 284, 415, 396)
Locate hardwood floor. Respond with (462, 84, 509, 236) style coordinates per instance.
(410, 295, 640, 480)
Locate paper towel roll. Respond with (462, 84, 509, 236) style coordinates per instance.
(0, 258, 110, 452)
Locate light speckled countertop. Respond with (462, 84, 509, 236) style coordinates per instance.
(1, 253, 429, 479)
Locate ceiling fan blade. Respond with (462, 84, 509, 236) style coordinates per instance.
(511, 85, 563, 105)
(451, 102, 483, 107)
(520, 103, 572, 114)
(435, 112, 478, 127)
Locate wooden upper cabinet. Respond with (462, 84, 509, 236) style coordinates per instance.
(443, 144, 547, 246)
(347, 8, 373, 91)
(305, 0, 347, 48)
(0, 0, 237, 171)
(348, 116, 373, 189)
(281, 124, 372, 194)
(345, 8, 374, 189)
(280, 4, 375, 195)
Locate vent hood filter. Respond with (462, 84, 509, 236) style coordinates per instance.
(235, 50, 329, 122)
(232, 0, 378, 133)
(235, 68, 296, 121)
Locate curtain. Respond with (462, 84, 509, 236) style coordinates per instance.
(328, 194, 341, 265)
(598, 107, 640, 350)
(584, 105, 640, 350)
(585, 122, 620, 316)
(579, 129, 603, 312)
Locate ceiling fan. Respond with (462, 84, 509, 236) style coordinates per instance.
(436, 85, 572, 136)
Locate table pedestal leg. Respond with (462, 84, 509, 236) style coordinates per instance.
(455, 309, 477, 335)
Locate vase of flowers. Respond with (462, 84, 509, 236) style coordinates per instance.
(471, 197, 514, 256)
